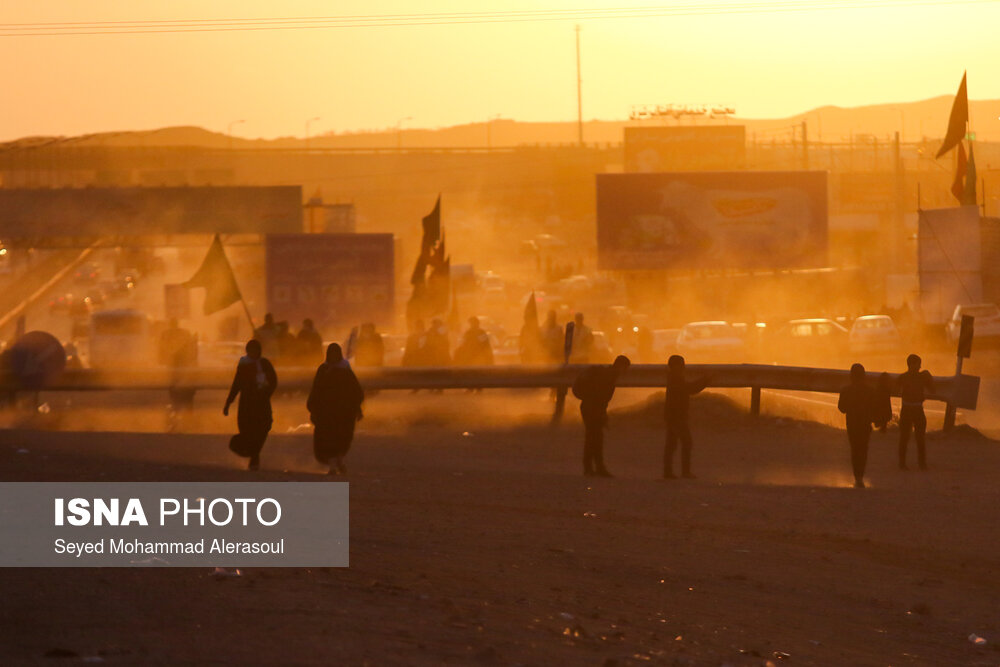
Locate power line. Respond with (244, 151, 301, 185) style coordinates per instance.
(0, 1, 996, 37)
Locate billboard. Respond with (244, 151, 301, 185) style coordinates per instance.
(624, 126, 746, 172)
(918, 206, 982, 324)
(596, 171, 828, 270)
(265, 234, 394, 330)
(0, 186, 302, 238)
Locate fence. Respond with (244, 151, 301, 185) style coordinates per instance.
(1, 363, 980, 413)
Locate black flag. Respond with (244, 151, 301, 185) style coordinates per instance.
(421, 195, 441, 254)
(183, 234, 242, 315)
(936, 72, 968, 159)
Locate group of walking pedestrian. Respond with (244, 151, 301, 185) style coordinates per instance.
(222, 318, 938, 486)
(253, 313, 325, 366)
(570, 350, 937, 488)
(837, 353, 934, 488)
(572, 353, 708, 479)
(223, 339, 364, 475)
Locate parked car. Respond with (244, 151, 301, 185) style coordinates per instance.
(493, 335, 522, 365)
(68, 297, 94, 320)
(770, 318, 848, 363)
(117, 268, 141, 287)
(98, 278, 135, 300)
(651, 328, 681, 361)
(88, 309, 153, 368)
(49, 293, 75, 314)
(83, 289, 106, 307)
(676, 321, 745, 361)
(945, 303, 1000, 344)
(381, 334, 408, 366)
(197, 341, 245, 368)
(534, 233, 567, 250)
(590, 331, 614, 364)
(848, 315, 901, 354)
(73, 262, 101, 284)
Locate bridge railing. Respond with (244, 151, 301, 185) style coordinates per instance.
(0, 363, 980, 411)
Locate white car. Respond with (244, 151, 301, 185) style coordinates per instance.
(945, 304, 1000, 343)
(651, 328, 681, 361)
(493, 335, 522, 365)
(676, 321, 745, 361)
(848, 315, 900, 354)
(382, 334, 408, 366)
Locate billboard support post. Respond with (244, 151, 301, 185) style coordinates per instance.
(944, 314, 974, 431)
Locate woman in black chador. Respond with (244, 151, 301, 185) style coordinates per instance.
(307, 343, 364, 475)
(223, 339, 278, 471)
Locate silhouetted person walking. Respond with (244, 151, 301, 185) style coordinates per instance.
(354, 323, 385, 367)
(663, 355, 708, 479)
(568, 312, 594, 364)
(455, 317, 494, 366)
(838, 363, 878, 488)
(572, 355, 630, 477)
(297, 318, 324, 366)
(402, 319, 427, 367)
(223, 339, 278, 471)
(541, 310, 563, 364)
(423, 318, 451, 366)
(307, 343, 364, 475)
(158, 318, 198, 426)
(254, 313, 280, 358)
(897, 354, 934, 470)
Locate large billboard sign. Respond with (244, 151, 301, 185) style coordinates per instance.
(918, 206, 982, 324)
(624, 126, 746, 172)
(0, 186, 302, 238)
(596, 171, 828, 271)
(265, 234, 394, 329)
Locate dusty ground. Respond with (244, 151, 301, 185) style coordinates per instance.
(0, 390, 999, 666)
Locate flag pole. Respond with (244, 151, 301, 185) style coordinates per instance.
(240, 297, 256, 334)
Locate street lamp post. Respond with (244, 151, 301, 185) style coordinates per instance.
(227, 119, 245, 151)
(396, 116, 412, 151)
(305, 116, 321, 150)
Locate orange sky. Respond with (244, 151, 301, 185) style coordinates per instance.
(1, 0, 998, 141)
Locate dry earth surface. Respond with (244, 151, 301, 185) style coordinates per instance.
(0, 390, 998, 666)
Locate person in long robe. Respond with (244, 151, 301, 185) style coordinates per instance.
(307, 343, 364, 475)
(223, 339, 278, 471)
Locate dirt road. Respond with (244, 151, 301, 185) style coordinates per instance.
(1, 393, 998, 665)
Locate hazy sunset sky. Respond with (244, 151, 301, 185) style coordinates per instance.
(1, 0, 998, 140)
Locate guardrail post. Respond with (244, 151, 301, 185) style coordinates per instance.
(750, 386, 761, 417)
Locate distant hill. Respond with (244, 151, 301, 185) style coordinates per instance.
(8, 96, 1000, 150)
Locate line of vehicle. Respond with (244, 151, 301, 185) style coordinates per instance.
(0, 240, 102, 336)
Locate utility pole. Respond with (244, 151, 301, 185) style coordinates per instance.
(801, 120, 808, 169)
(893, 131, 904, 272)
(802, 121, 809, 170)
(575, 24, 583, 147)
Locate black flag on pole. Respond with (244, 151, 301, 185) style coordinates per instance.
(936, 72, 969, 159)
(421, 195, 441, 254)
(183, 234, 242, 315)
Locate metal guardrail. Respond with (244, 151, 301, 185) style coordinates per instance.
(2, 363, 980, 411)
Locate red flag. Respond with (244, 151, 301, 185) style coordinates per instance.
(936, 72, 968, 159)
(951, 142, 967, 202)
